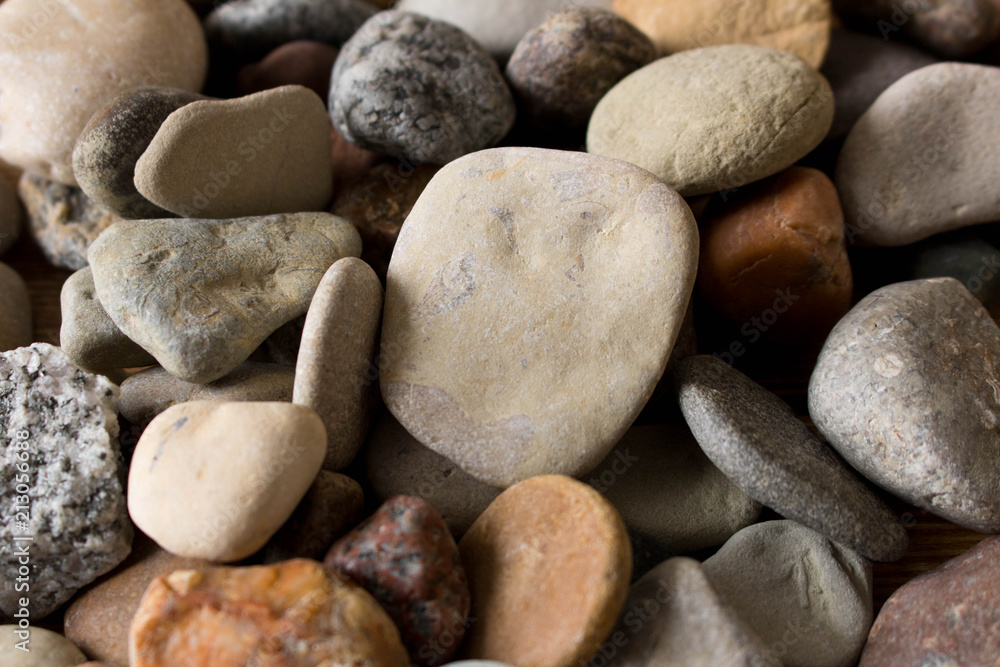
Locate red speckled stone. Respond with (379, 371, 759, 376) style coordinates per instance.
(324, 496, 471, 667)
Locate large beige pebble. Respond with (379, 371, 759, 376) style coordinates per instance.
(0, 626, 87, 666)
(127, 401, 326, 562)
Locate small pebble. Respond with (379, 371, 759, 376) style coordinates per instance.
(0, 262, 31, 352)
(237, 40, 340, 99)
(0, 626, 87, 666)
(0, 176, 22, 255)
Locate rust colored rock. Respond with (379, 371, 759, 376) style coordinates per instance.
(458, 475, 632, 667)
(698, 166, 853, 344)
(238, 41, 340, 99)
(330, 125, 384, 194)
(859, 536, 1000, 666)
(325, 496, 470, 667)
(129, 559, 410, 667)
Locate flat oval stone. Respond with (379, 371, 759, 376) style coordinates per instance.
(703, 521, 874, 667)
(0, 176, 21, 255)
(237, 41, 340, 99)
(381, 147, 698, 487)
(836, 63, 1000, 247)
(588, 45, 833, 197)
(0, 626, 87, 666)
(0, 261, 31, 352)
(127, 401, 326, 561)
(87, 212, 361, 384)
(135, 85, 334, 219)
(458, 475, 631, 667)
(809, 278, 1000, 533)
(330, 11, 516, 165)
(0, 0, 207, 185)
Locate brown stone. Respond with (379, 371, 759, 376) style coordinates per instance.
(238, 40, 339, 99)
(129, 559, 410, 667)
(458, 475, 632, 667)
(0, 262, 31, 352)
(330, 125, 384, 195)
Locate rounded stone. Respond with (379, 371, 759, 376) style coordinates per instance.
(127, 401, 327, 562)
(0, 627, 87, 666)
(0, 176, 22, 255)
(380, 147, 698, 487)
(0, 262, 31, 352)
(588, 45, 834, 197)
(237, 41, 340, 99)
(0, 0, 207, 185)
(458, 475, 631, 667)
(504, 8, 656, 130)
(330, 11, 516, 165)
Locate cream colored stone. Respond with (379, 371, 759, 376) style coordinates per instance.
(0, 627, 87, 666)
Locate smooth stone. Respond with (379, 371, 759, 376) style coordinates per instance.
(87, 212, 361, 384)
(588, 45, 833, 197)
(0, 627, 87, 666)
(0, 344, 131, 620)
(330, 11, 516, 165)
(458, 475, 631, 667)
(505, 8, 656, 130)
(127, 401, 326, 561)
(837, 63, 1000, 247)
(909, 237, 1000, 310)
(809, 278, 1000, 533)
(325, 496, 471, 667)
(129, 560, 410, 667)
(64, 533, 210, 667)
(294, 258, 383, 471)
(380, 147, 698, 487)
(205, 0, 378, 56)
(119, 362, 296, 429)
(73, 87, 208, 219)
(60, 267, 157, 372)
(135, 85, 334, 219)
(699, 166, 853, 343)
(587, 423, 761, 554)
(261, 470, 364, 563)
(820, 28, 938, 143)
(615, 0, 832, 67)
(0, 0, 207, 185)
(0, 261, 31, 352)
(703, 521, 874, 667)
(366, 411, 503, 537)
(19, 172, 122, 270)
(0, 175, 21, 254)
(859, 535, 1000, 666)
(604, 557, 777, 667)
(237, 41, 340, 99)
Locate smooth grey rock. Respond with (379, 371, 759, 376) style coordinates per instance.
(0, 176, 22, 255)
(809, 278, 1000, 533)
(0, 344, 131, 621)
(330, 11, 516, 165)
(0, 262, 31, 353)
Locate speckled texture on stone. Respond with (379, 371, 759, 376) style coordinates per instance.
(675, 355, 909, 562)
(0, 343, 131, 621)
(330, 11, 516, 165)
(87, 213, 361, 384)
(0, 626, 87, 666)
(0, 176, 21, 255)
(809, 278, 1000, 533)
(325, 496, 471, 667)
(0, 262, 31, 353)
(19, 172, 122, 271)
(73, 87, 207, 219)
(703, 521, 874, 667)
(836, 63, 1000, 247)
(588, 45, 833, 197)
(380, 147, 698, 488)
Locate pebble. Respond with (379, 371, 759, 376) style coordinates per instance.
(60, 267, 157, 372)
(325, 496, 471, 667)
(380, 147, 698, 487)
(837, 63, 1000, 247)
(859, 535, 1000, 666)
(0, 262, 31, 352)
(261, 470, 364, 563)
(330, 11, 517, 165)
(19, 172, 122, 271)
(504, 8, 656, 130)
(458, 475, 631, 667)
(0, 176, 21, 255)
(294, 258, 383, 471)
(366, 411, 503, 537)
(87, 212, 361, 384)
(589, 423, 761, 554)
(698, 166, 854, 343)
(703, 521, 874, 667)
(129, 559, 410, 667)
(237, 41, 340, 99)
(127, 401, 326, 561)
(0, 626, 87, 666)
(615, 0, 832, 67)
(909, 236, 1000, 310)
(0, 0, 207, 185)
(330, 125, 384, 194)
(134, 85, 334, 219)
(119, 361, 296, 429)
(0, 344, 131, 620)
(72, 87, 207, 219)
(809, 278, 1000, 533)
(588, 45, 834, 197)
